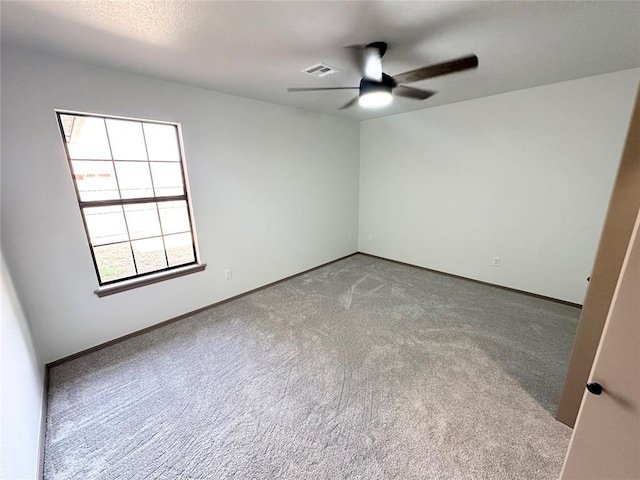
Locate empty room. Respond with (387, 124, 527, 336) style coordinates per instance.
(1, 1, 639, 479)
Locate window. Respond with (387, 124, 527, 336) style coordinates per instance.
(56, 112, 203, 294)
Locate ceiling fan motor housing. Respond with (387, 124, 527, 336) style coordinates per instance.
(359, 73, 396, 97)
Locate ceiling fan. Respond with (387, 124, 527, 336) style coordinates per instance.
(288, 42, 478, 109)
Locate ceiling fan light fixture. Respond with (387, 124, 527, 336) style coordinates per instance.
(359, 90, 393, 108)
(358, 76, 394, 108)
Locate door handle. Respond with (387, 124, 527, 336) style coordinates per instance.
(586, 382, 603, 395)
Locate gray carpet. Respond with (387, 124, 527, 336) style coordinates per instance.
(44, 254, 578, 479)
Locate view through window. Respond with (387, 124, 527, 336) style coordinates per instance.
(57, 112, 199, 285)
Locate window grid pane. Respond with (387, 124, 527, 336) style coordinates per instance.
(124, 203, 162, 240)
(132, 237, 168, 274)
(61, 115, 112, 160)
(84, 206, 128, 246)
(71, 160, 120, 201)
(143, 123, 181, 161)
(158, 200, 191, 235)
(93, 242, 137, 283)
(58, 112, 198, 285)
(150, 162, 184, 197)
(165, 232, 196, 267)
(115, 162, 154, 199)
(106, 118, 148, 161)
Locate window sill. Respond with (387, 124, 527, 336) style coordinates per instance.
(94, 263, 206, 297)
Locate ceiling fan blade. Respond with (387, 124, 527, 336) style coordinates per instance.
(288, 87, 359, 92)
(392, 55, 478, 85)
(393, 85, 437, 100)
(338, 97, 359, 110)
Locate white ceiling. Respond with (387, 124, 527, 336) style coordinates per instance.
(2, 1, 639, 120)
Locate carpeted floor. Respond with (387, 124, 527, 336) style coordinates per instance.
(44, 254, 578, 479)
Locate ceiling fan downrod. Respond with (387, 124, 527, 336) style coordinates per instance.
(363, 41, 387, 82)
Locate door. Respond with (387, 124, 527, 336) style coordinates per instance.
(557, 84, 640, 427)
(560, 208, 640, 479)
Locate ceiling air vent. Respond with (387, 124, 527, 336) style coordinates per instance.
(302, 63, 339, 78)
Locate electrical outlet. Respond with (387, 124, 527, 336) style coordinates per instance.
(348, 234, 353, 242)
(224, 269, 232, 280)
(368, 234, 373, 241)
(492, 257, 500, 267)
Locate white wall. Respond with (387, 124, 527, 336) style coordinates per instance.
(1, 254, 44, 480)
(2, 44, 637, 364)
(1, 46, 360, 363)
(359, 69, 640, 304)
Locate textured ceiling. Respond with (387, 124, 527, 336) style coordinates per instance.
(1, 1, 639, 120)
